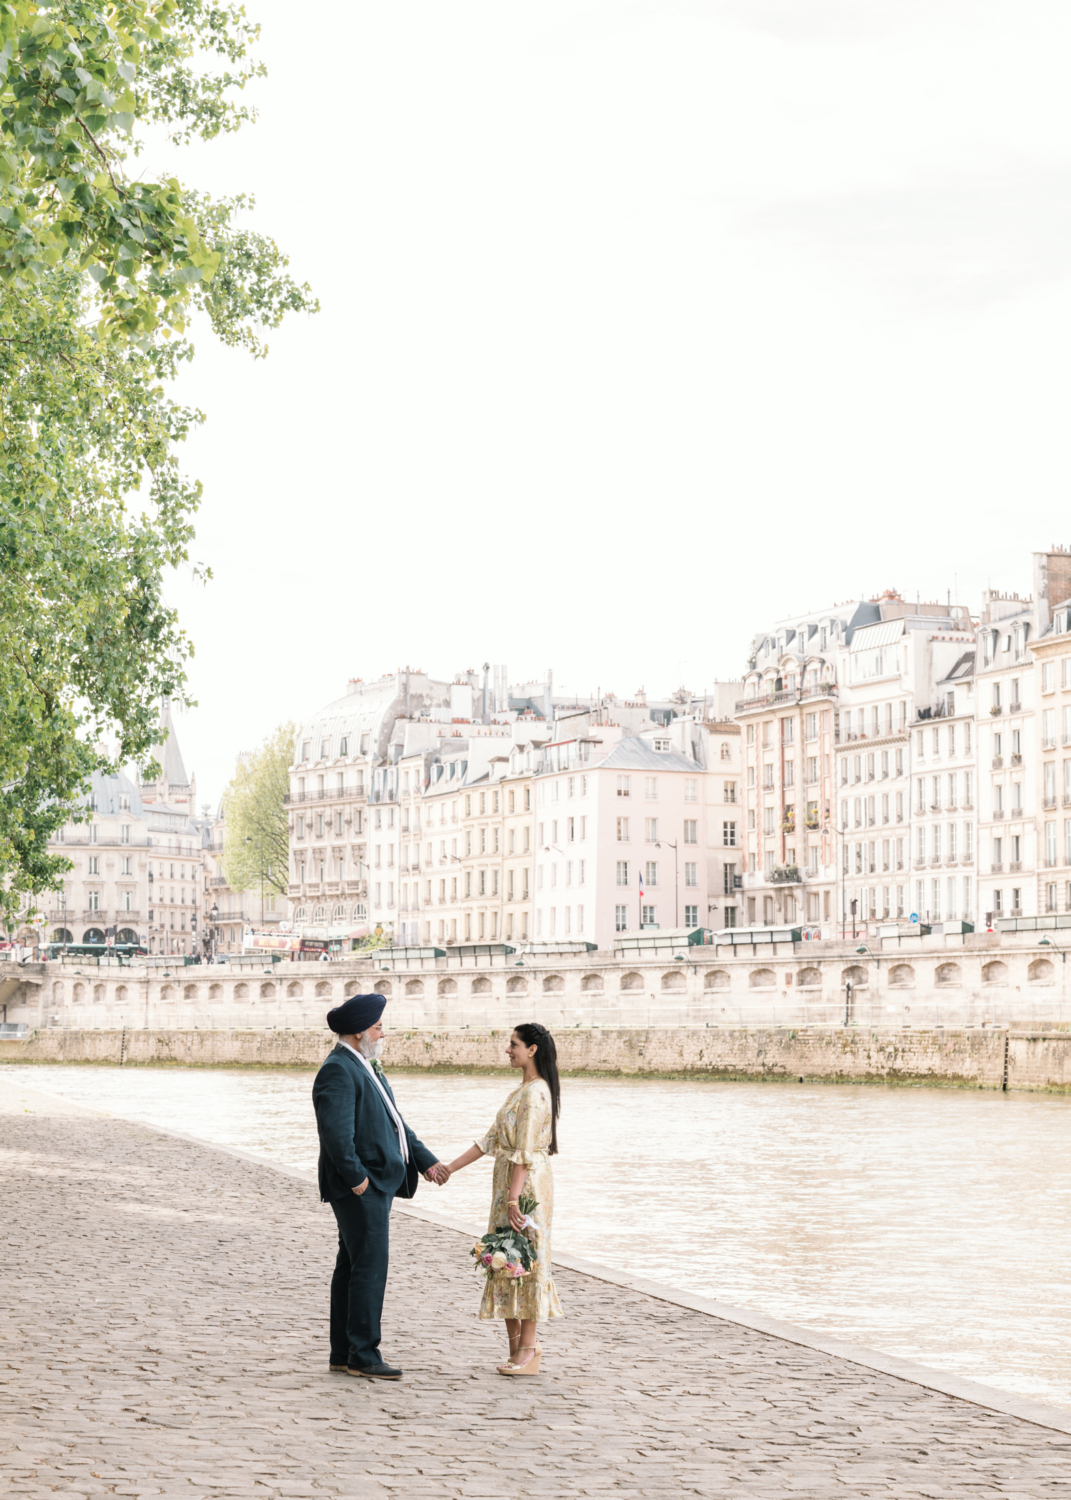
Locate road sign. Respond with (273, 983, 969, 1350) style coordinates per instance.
(909, 912, 919, 923)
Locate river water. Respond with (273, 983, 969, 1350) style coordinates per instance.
(7, 1062, 1071, 1409)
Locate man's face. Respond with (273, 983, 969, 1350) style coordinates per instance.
(354, 1018, 385, 1059)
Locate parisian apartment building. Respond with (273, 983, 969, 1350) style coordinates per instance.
(280, 542, 1071, 949)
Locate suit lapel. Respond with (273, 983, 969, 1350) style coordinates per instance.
(339, 1044, 403, 1134)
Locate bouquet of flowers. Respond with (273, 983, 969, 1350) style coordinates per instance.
(471, 1193, 539, 1280)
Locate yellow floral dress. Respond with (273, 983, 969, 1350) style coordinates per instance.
(476, 1078, 563, 1322)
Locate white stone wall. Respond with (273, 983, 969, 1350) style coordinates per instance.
(6, 930, 1071, 1035)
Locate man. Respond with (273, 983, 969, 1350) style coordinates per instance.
(312, 992, 447, 1380)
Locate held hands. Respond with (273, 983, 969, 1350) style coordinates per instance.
(424, 1163, 451, 1186)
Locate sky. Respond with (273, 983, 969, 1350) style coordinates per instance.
(152, 0, 1071, 806)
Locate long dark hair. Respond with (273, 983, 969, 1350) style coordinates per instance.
(514, 1022, 561, 1155)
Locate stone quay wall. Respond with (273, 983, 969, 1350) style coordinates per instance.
(4, 1023, 1071, 1093)
(4, 929, 1071, 1037)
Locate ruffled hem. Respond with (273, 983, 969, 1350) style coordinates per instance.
(478, 1276, 564, 1321)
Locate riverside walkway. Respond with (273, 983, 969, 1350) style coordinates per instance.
(3, 1078, 1071, 1499)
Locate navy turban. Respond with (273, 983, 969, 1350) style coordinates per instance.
(327, 993, 386, 1035)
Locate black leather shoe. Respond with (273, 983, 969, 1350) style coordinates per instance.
(329, 1363, 348, 1372)
(347, 1360, 403, 1380)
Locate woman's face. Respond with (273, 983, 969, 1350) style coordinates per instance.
(507, 1032, 536, 1069)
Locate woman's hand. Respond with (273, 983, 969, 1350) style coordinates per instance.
(508, 1202, 526, 1232)
(424, 1163, 450, 1185)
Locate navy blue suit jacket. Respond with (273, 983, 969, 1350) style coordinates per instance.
(312, 1043, 438, 1202)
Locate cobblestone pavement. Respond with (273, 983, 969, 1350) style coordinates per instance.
(4, 1081, 1071, 1499)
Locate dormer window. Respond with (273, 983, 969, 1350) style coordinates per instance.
(653, 739, 670, 753)
(340, 737, 348, 756)
(302, 740, 311, 761)
(320, 739, 328, 758)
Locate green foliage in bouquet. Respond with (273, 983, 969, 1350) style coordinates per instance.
(470, 1193, 538, 1279)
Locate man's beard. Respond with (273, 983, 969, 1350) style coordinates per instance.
(358, 1034, 383, 1061)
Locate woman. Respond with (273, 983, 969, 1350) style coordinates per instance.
(442, 1022, 563, 1374)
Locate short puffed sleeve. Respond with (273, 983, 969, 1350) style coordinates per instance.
(501, 1082, 550, 1166)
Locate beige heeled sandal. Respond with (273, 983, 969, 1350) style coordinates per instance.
(497, 1344, 542, 1376)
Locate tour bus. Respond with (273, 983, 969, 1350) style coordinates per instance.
(46, 940, 148, 960)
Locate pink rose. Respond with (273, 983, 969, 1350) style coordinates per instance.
(481, 1253, 493, 1266)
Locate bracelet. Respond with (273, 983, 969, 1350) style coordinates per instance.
(508, 1199, 520, 1206)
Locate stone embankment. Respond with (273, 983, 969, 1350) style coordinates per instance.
(4, 1072, 1071, 1498)
(5, 928, 1071, 1038)
(5, 1023, 1071, 1091)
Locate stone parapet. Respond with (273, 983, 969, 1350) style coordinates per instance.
(3, 931, 1071, 1033)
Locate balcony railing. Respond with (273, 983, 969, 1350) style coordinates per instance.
(992, 756, 1003, 769)
(770, 865, 801, 884)
(735, 683, 837, 714)
(993, 808, 1005, 819)
(1045, 796, 1057, 809)
(1010, 701, 1022, 713)
(1012, 861, 1024, 872)
(991, 862, 1003, 873)
(1011, 754, 1023, 766)
(285, 786, 364, 804)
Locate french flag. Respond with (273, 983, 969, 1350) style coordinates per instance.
(638, 869, 644, 900)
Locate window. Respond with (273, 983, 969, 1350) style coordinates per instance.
(782, 718, 794, 744)
(1044, 661, 1055, 693)
(684, 862, 697, 887)
(684, 904, 698, 927)
(88, 890, 99, 911)
(684, 778, 698, 802)
(617, 776, 631, 797)
(121, 856, 131, 875)
(121, 824, 130, 844)
(724, 781, 737, 802)
(762, 764, 774, 790)
(684, 819, 698, 843)
(645, 862, 659, 887)
(645, 818, 658, 841)
(653, 739, 670, 753)
(784, 760, 795, 788)
(567, 816, 575, 843)
(805, 713, 818, 740)
(645, 777, 658, 800)
(763, 807, 775, 836)
(616, 817, 630, 842)
(340, 737, 348, 756)
(641, 904, 657, 925)
(616, 861, 629, 886)
(722, 821, 737, 847)
(615, 905, 628, 932)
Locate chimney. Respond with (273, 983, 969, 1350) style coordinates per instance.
(1034, 545, 1071, 634)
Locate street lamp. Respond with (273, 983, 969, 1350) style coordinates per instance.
(1039, 936, 1066, 962)
(656, 840, 679, 928)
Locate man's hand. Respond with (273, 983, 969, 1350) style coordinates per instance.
(424, 1163, 450, 1186)
(352, 1178, 369, 1196)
